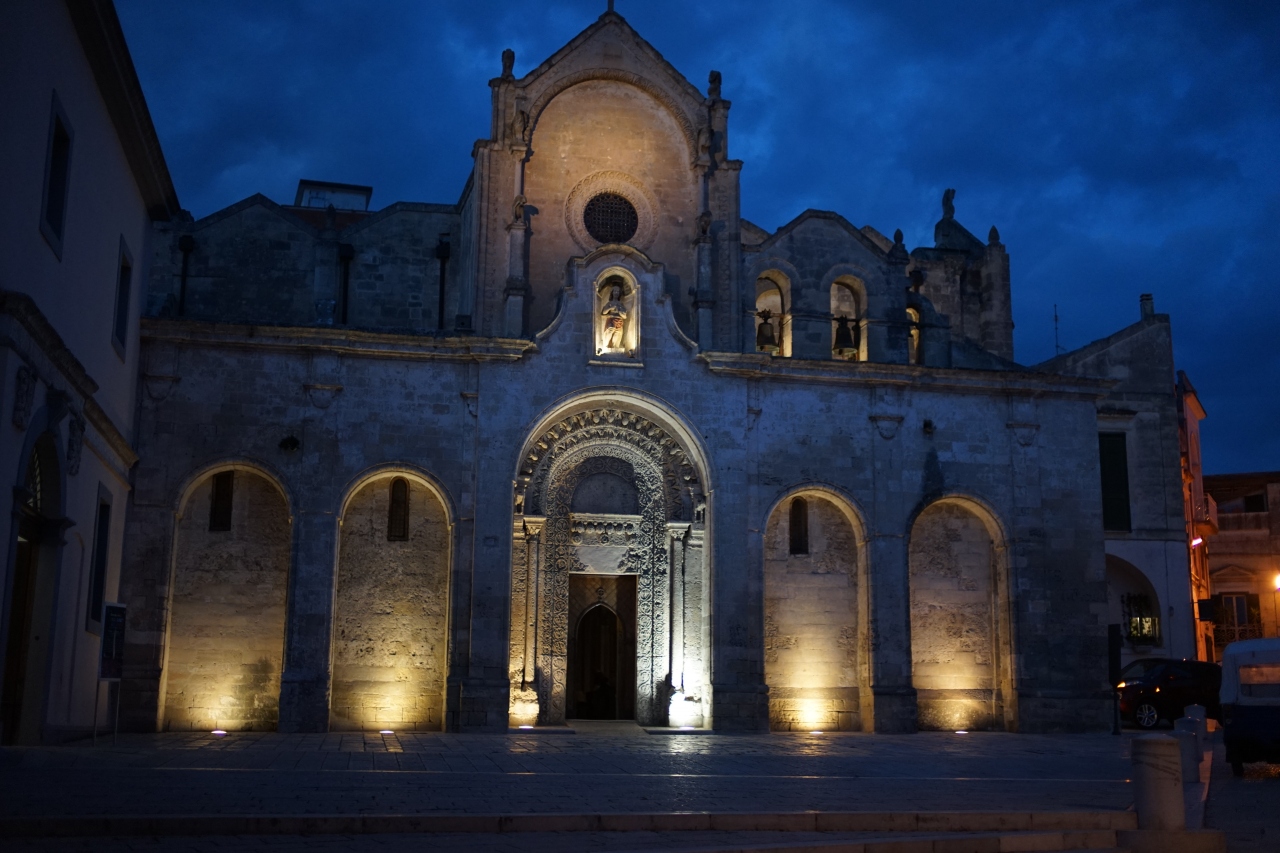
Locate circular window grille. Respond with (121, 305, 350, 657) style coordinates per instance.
(583, 192, 639, 244)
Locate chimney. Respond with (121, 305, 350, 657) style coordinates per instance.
(1140, 293, 1154, 319)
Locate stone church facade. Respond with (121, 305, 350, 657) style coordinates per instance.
(116, 10, 1125, 735)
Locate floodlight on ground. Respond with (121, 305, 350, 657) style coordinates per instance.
(212, 730, 227, 736)
(379, 730, 394, 734)
(955, 730, 968, 735)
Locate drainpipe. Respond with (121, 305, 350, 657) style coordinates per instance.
(338, 243, 354, 325)
(435, 234, 451, 331)
(177, 234, 194, 316)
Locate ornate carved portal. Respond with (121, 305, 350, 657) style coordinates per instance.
(509, 406, 708, 728)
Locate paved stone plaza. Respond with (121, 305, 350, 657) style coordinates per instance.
(1, 726, 1139, 851)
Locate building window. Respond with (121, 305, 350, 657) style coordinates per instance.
(209, 471, 234, 532)
(1099, 432, 1132, 532)
(40, 93, 74, 256)
(583, 192, 638, 244)
(789, 497, 808, 555)
(112, 240, 133, 356)
(1214, 593, 1262, 646)
(1243, 492, 1268, 513)
(1121, 593, 1161, 645)
(387, 477, 410, 541)
(86, 497, 111, 631)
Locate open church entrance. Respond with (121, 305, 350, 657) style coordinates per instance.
(508, 401, 710, 729)
(567, 576, 636, 720)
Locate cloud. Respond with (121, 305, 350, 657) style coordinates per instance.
(115, 0, 1280, 472)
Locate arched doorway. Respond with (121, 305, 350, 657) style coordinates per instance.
(331, 474, 451, 731)
(163, 466, 291, 731)
(568, 603, 635, 719)
(508, 397, 711, 728)
(908, 498, 1015, 731)
(2, 433, 63, 744)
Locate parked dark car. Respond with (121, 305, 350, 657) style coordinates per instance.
(1115, 658, 1222, 728)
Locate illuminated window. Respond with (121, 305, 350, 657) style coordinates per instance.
(789, 497, 809, 555)
(209, 471, 234, 532)
(1121, 593, 1160, 644)
(583, 193, 638, 244)
(387, 478, 409, 541)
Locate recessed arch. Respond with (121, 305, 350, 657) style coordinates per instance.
(762, 484, 871, 731)
(907, 493, 1016, 732)
(527, 70, 700, 160)
(163, 462, 292, 731)
(508, 389, 712, 729)
(331, 465, 453, 731)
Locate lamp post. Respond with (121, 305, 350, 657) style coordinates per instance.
(1272, 572, 1280, 638)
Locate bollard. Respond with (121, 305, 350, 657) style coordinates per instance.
(1171, 724, 1200, 783)
(1132, 735, 1185, 831)
(1183, 704, 1208, 754)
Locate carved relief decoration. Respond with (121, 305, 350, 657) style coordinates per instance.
(66, 413, 85, 476)
(12, 366, 36, 430)
(564, 171, 659, 254)
(512, 406, 704, 726)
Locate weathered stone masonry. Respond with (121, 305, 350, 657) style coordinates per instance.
(118, 10, 1120, 736)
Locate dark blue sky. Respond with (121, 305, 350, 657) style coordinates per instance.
(115, 0, 1280, 474)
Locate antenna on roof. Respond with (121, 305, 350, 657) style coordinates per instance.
(1054, 304, 1065, 355)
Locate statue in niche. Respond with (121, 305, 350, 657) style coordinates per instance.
(512, 193, 527, 224)
(600, 282, 629, 352)
(697, 210, 711, 237)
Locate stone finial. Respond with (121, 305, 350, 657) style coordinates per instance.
(708, 70, 722, 99)
(988, 225, 1000, 245)
(942, 188, 955, 219)
(889, 229, 909, 263)
(501, 48, 515, 79)
(1140, 293, 1154, 319)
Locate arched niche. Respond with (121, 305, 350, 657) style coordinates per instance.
(830, 276, 865, 362)
(593, 269, 639, 358)
(762, 487, 869, 731)
(2, 431, 65, 744)
(508, 393, 711, 730)
(331, 471, 452, 731)
(907, 496, 1015, 731)
(163, 465, 291, 731)
(1105, 554, 1163, 652)
(755, 273, 791, 357)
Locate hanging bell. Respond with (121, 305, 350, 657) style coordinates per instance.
(755, 310, 779, 353)
(833, 315, 859, 359)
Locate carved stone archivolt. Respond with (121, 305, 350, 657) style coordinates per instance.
(510, 405, 707, 728)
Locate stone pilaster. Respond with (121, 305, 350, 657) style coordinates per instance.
(277, 509, 335, 732)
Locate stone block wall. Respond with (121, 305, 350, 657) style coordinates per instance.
(163, 471, 290, 731)
(764, 494, 862, 731)
(909, 501, 999, 731)
(330, 477, 450, 731)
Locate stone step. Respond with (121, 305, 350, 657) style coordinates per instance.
(0, 810, 1136, 839)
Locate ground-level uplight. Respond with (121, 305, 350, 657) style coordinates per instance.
(955, 730, 968, 735)
(518, 725, 534, 729)
(212, 730, 227, 736)
(810, 731, 823, 735)
(379, 730, 394, 735)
